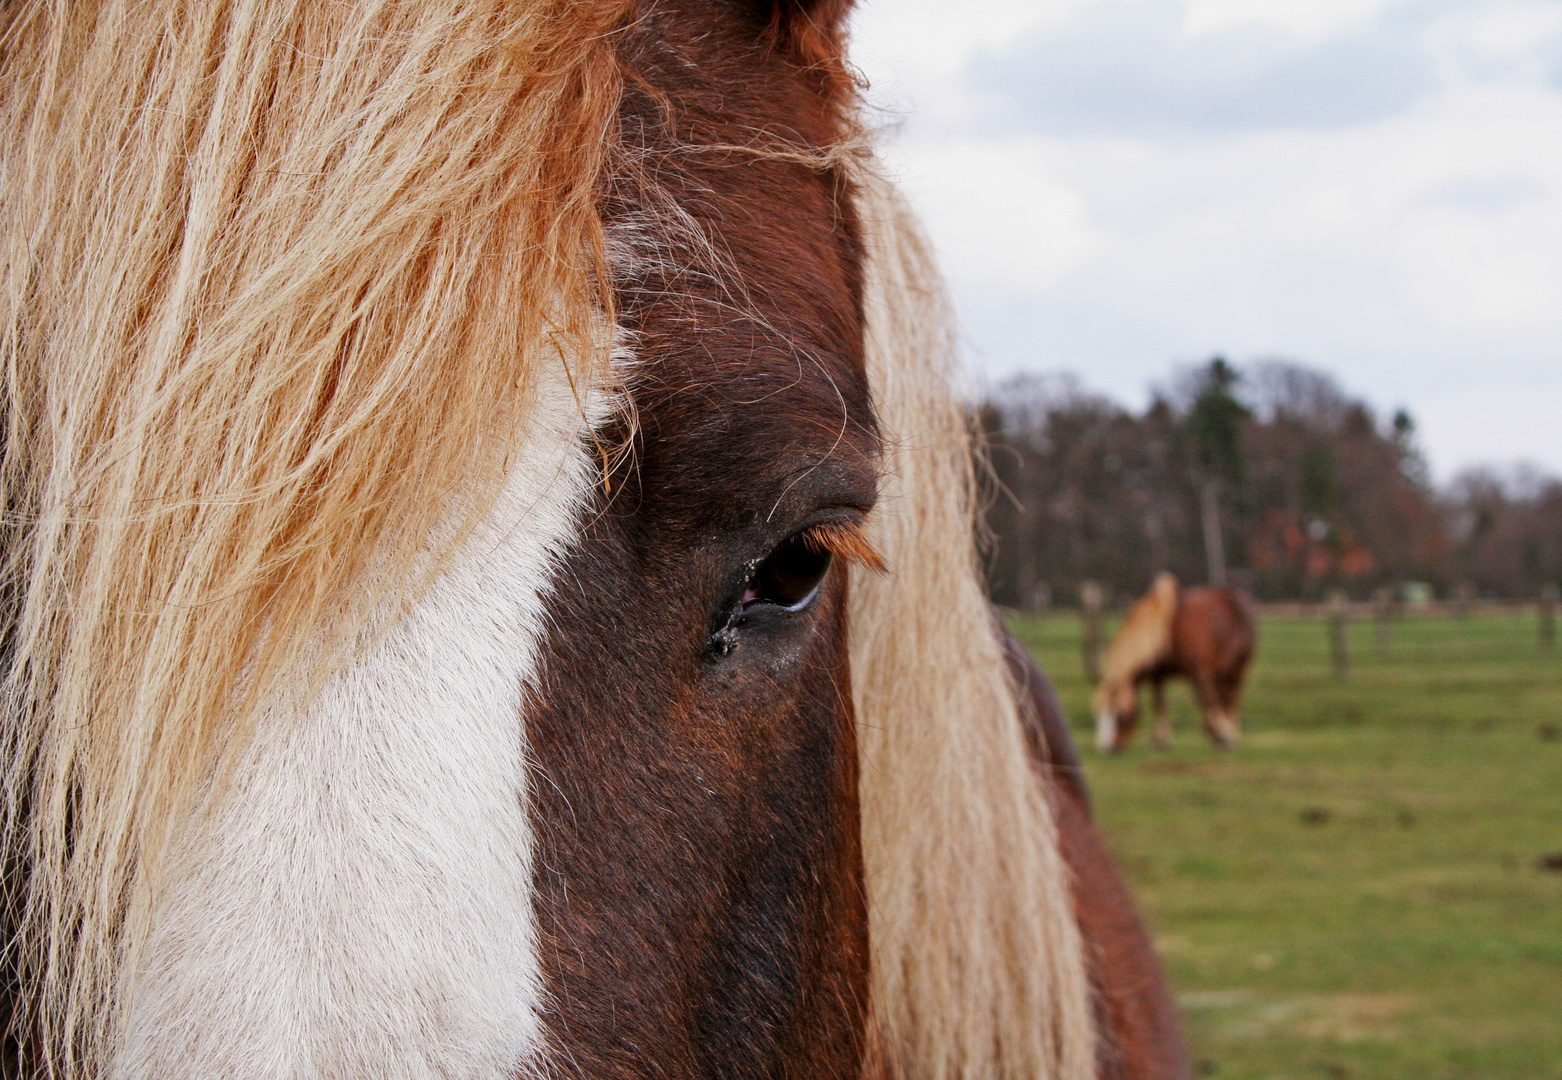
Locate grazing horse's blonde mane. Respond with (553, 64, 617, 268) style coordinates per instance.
(851, 171, 1096, 1080)
(1096, 571, 1180, 711)
(1, 0, 629, 1068)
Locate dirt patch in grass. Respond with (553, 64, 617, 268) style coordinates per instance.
(1293, 994, 1416, 1042)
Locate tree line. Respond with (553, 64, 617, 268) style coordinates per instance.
(980, 358, 1562, 607)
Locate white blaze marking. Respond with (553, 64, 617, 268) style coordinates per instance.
(115, 361, 613, 1080)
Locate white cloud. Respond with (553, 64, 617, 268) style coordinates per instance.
(1415, 381, 1562, 483)
(891, 138, 1100, 291)
(851, 0, 1084, 83)
(856, 0, 1562, 480)
(1183, 0, 1410, 41)
(1424, 1, 1562, 84)
(965, 0, 1438, 136)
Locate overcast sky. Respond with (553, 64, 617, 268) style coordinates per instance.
(849, 0, 1562, 483)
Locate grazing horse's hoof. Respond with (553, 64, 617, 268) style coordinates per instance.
(1209, 716, 1240, 749)
(1096, 711, 1122, 754)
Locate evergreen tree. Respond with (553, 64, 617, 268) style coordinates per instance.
(1184, 357, 1250, 586)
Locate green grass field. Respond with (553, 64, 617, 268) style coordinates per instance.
(1007, 611, 1562, 1080)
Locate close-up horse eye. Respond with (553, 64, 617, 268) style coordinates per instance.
(742, 532, 833, 610)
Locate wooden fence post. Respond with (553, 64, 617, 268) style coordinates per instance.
(1080, 580, 1105, 684)
(1328, 590, 1350, 680)
(1373, 585, 1398, 655)
(1541, 583, 1558, 652)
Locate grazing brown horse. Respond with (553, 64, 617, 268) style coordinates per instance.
(1, 1, 1185, 1077)
(1095, 573, 1255, 752)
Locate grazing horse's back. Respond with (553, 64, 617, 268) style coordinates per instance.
(1173, 588, 1255, 690)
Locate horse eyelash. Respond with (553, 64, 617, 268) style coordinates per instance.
(798, 521, 888, 575)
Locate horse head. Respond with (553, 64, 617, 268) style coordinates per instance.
(1, 2, 1179, 1077)
(1094, 573, 1180, 753)
(1095, 678, 1144, 754)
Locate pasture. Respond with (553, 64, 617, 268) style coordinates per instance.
(1009, 610, 1562, 1080)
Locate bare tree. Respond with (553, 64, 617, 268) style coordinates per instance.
(980, 358, 1474, 605)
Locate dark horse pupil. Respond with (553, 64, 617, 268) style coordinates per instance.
(750, 536, 833, 608)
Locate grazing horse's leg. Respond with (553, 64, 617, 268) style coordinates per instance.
(1116, 689, 1142, 750)
(1214, 609, 1255, 747)
(1001, 624, 1191, 1080)
(1196, 670, 1239, 749)
(1150, 678, 1172, 751)
(1215, 671, 1244, 744)
(1175, 587, 1251, 750)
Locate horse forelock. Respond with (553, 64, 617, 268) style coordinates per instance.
(2, 0, 630, 1071)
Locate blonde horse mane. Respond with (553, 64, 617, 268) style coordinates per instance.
(851, 170, 1096, 1080)
(1, 0, 629, 1069)
(1096, 572, 1180, 708)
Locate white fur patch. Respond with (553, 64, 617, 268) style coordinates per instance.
(113, 362, 612, 1080)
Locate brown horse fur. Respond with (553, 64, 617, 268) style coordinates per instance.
(1002, 626, 1191, 1080)
(523, 7, 880, 1075)
(1094, 573, 1256, 752)
(0, 0, 1171, 1076)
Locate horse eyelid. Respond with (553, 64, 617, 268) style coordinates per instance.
(798, 521, 887, 575)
